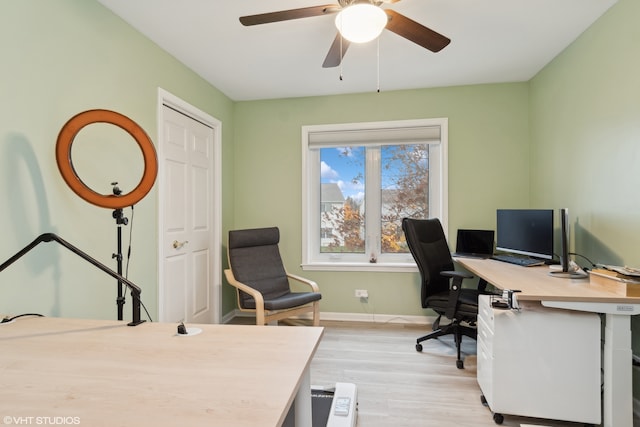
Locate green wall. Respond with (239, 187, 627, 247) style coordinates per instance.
(0, 1, 235, 321)
(530, 0, 640, 267)
(529, 0, 640, 397)
(233, 84, 530, 317)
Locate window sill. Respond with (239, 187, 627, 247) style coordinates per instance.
(301, 262, 418, 273)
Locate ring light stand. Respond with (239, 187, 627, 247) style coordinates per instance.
(111, 182, 128, 321)
(55, 109, 157, 322)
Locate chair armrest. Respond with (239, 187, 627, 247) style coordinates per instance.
(224, 269, 265, 308)
(441, 270, 473, 281)
(286, 272, 320, 293)
(441, 270, 472, 319)
(445, 270, 491, 292)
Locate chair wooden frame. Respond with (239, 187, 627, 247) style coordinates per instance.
(224, 268, 320, 326)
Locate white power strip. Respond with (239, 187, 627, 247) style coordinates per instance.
(326, 382, 357, 427)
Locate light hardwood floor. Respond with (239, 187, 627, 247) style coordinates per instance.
(230, 317, 624, 427)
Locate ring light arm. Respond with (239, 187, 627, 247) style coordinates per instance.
(0, 233, 146, 326)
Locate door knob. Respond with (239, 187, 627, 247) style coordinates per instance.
(173, 240, 189, 249)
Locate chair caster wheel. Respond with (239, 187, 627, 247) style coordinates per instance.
(456, 359, 464, 369)
(415, 343, 423, 352)
(480, 394, 488, 406)
(493, 413, 504, 424)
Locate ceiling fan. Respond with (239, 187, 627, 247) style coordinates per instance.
(239, 0, 451, 68)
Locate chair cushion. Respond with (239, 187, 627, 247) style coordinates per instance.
(229, 226, 280, 249)
(228, 227, 290, 306)
(242, 291, 322, 310)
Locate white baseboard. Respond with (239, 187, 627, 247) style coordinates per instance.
(221, 309, 245, 324)
(222, 309, 435, 326)
(316, 311, 434, 325)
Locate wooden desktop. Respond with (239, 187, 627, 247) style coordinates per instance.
(0, 317, 323, 427)
(458, 256, 640, 303)
(456, 257, 640, 427)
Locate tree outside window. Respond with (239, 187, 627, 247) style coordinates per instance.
(320, 145, 428, 255)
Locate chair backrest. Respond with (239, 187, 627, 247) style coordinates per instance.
(402, 218, 455, 306)
(228, 227, 290, 308)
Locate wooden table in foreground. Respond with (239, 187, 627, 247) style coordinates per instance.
(456, 257, 640, 427)
(0, 317, 323, 427)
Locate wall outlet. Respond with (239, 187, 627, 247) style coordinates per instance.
(354, 289, 368, 298)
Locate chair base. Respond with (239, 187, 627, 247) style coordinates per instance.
(415, 320, 476, 369)
(237, 301, 320, 326)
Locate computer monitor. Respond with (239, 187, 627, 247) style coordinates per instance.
(496, 209, 554, 260)
(559, 208, 570, 272)
(549, 208, 587, 279)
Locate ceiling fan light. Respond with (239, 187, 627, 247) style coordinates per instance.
(335, 4, 387, 44)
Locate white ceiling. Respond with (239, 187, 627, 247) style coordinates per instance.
(97, 0, 617, 101)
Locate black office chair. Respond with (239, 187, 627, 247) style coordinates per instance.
(402, 218, 486, 369)
(224, 226, 322, 326)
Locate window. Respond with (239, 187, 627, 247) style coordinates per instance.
(302, 118, 448, 271)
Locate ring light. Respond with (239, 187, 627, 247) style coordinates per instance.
(56, 109, 158, 209)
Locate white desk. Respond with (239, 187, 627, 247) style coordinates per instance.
(0, 317, 323, 427)
(456, 257, 640, 427)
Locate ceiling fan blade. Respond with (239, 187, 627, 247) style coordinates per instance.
(384, 9, 450, 52)
(322, 33, 351, 68)
(240, 5, 339, 26)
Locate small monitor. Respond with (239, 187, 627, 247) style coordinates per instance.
(496, 209, 554, 260)
(454, 229, 494, 258)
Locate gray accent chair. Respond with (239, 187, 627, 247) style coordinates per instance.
(224, 227, 322, 326)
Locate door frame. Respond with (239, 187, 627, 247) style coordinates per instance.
(156, 88, 222, 323)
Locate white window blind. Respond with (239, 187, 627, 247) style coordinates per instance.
(308, 125, 441, 148)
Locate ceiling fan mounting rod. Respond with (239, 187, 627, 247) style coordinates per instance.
(338, 0, 383, 7)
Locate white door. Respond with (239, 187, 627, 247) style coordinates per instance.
(158, 94, 221, 324)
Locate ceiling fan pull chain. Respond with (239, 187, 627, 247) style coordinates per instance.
(340, 44, 343, 80)
(339, 27, 344, 81)
(377, 37, 380, 93)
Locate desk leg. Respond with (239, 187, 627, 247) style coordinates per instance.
(603, 313, 633, 427)
(294, 367, 312, 427)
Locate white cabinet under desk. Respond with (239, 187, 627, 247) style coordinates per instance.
(477, 294, 601, 425)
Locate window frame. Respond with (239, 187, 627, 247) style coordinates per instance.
(301, 118, 448, 272)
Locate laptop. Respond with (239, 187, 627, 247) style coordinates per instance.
(452, 229, 495, 259)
